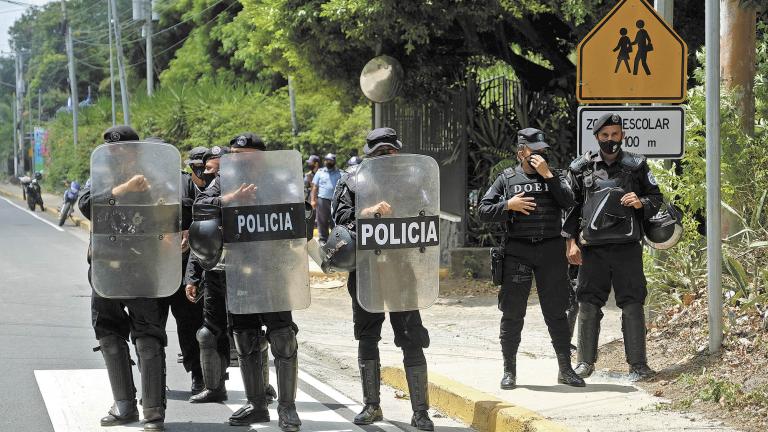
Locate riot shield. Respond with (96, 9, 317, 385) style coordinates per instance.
(220, 150, 310, 314)
(355, 154, 440, 312)
(90, 141, 182, 298)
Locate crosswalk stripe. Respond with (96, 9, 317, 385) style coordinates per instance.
(35, 367, 397, 432)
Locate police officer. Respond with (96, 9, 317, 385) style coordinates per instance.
(157, 146, 207, 394)
(332, 128, 434, 431)
(78, 126, 169, 431)
(563, 113, 663, 380)
(191, 133, 302, 431)
(478, 128, 585, 389)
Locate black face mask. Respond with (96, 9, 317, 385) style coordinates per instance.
(325, 162, 335, 169)
(598, 139, 622, 155)
(201, 172, 216, 187)
(191, 166, 205, 180)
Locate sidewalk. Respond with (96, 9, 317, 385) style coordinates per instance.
(296, 284, 741, 432)
(0, 181, 90, 229)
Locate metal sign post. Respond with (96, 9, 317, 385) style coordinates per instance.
(705, 0, 722, 354)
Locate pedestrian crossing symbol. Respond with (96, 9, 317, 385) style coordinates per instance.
(576, 0, 688, 104)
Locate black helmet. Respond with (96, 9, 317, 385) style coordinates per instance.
(320, 224, 356, 273)
(188, 203, 224, 270)
(643, 203, 683, 250)
(34, 171, 43, 180)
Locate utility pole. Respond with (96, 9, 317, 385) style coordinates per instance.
(110, 0, 131, 125)
(145, 0, 153, 95)
(12, 95, 17, 177)
(61, 0, 78, 149)
(288, 76, 298, 136)
(15, 50, 24, 173)
(107, 1, 116, 125)
(705, 0, 722, 354)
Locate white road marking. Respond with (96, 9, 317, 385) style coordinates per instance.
(35, 367, 396, 432)
(1, 196, 65, 232)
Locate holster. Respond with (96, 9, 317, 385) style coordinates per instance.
(490, 246, 505, 286)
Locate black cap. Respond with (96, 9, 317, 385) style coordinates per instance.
(363, 127, 403, 155)
(229, 132, 266, 150)
(593, 113, 623, 135)
(103, 125, 139, 143)
(185, 146, 209, 164)
(516, 128, 549, 151)
(203, 146, 229, 164)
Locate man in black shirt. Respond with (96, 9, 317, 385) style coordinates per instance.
(478, 128, 584, 389)
(563, 113, 663, 380)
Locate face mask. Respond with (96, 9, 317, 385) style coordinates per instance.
(325, 162, 335, 169)
(191, 166, 205, 179)
(598, 139, 622, 154)
(201, 172, 216, 187)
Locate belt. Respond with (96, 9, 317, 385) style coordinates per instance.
(508, 236, 556, 244)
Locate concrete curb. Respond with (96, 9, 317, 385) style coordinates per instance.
(381, 366, 570, 432)
(0, 186, 90, 231)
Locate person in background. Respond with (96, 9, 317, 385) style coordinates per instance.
(311, 153, 342, 245)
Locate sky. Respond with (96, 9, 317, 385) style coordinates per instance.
(0, 0, 53, 53)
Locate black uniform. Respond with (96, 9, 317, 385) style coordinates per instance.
(478, 158, 584, 388)
(159, 172, 204, 380)
(190, 136, 301, 431)
(79, 127, 170, 431)
(563, 147, 663, 378)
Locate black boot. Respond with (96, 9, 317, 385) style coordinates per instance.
(262, 340, 277, 404)
(574, 302, 602, 378)
(556, 350, 585, 387)
(500, 357, 516, 390)
(271, 327, 302, 432)
(405, 365, 433, 431)
(191, 367, 204, 395)
(566, 292, 579, 352)
(190, 326, 228, 403)
(622, 303, 656, 380)
(98, 336, 139, 426)
(354, 359, 383, 425)
(229, 330, 270, 425)
(135, 338, 166, 431)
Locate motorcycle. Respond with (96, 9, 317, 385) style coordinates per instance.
(19, 172, 45, 212)
(58, 181, 81, 226)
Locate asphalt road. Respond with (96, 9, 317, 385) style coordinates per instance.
(0, 194, 471, 432)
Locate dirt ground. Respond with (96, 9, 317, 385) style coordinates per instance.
(595, 289, 768, 432)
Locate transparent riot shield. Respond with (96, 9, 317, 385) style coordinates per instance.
(220, 150, 310, 314)
(90, 141, 182, 298)
(355, 154, 440, 312)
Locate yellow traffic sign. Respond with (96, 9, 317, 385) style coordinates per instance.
(576, 0, 688, 104)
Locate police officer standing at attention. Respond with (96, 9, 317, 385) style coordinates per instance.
(79, 126, 176, 431)
(190, 133, 302, 431)
(332, 128, 435, 431)
(563, 113, 663, 380)
(478, 128, 585, 389)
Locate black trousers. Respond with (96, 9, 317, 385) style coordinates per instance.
(316, 197, 333, 243)
(160, 252, 203, 373)
(347, 272, 429, 367)
(577, 241, 647, 308)
(499, 237, 571, 356)
(200, 270, 297, 358)
(91, 285, 167, 346)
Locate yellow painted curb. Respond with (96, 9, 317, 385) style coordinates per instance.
(381, 367, 570, 432)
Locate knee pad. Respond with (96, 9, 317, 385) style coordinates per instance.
(135, 337, 162, 360)
(232, 329, 262, 356)
(99, 334, 128, 356)
(196, 326, 218, 349)
(579, 302, 604, 320)
(268, 326, 297, 359)
(394, 326, 430, 349)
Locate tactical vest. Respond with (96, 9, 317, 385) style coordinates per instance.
(570, 151, 645, 245)
(501, 167, 562, 239)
